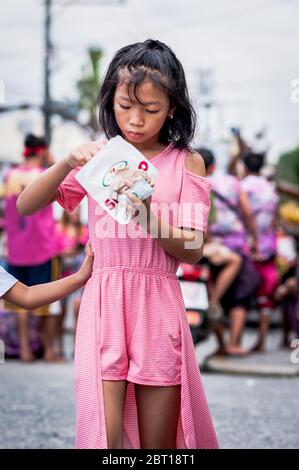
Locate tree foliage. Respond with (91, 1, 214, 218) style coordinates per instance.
(76, 47, 103, 135)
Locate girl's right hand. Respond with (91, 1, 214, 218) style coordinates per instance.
(76, 242, 94, 284)
(66, 141, 102, 169)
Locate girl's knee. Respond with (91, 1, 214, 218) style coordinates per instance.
(230, 252, 242, 267)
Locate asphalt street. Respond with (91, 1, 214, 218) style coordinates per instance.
(0, 332, 298, 449)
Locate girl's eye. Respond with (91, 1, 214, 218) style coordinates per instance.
(146, 110, 159, 114)
(119, 104, 130, 110)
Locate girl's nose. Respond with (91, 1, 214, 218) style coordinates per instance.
(129, 109, 144, 127)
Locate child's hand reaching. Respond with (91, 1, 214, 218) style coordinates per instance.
(124, 177, 155, 223)
(67, 141, 102, 169)
(76, 242, 94, 284)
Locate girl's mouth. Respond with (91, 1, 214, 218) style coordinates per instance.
(127, 131, 144, 139)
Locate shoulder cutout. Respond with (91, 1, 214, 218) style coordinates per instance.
(185, 151, 207, 177)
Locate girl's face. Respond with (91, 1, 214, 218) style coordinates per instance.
(113, 78, 174, 147)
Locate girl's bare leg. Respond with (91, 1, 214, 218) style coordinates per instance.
(41, 315, 63, 362)
(250, 308, 272, 352)
(134, 384, 181, 449)
(210, 253, 242, 305)
(102, 380, 128, 449)
(210, 321, 227, 356)
(57, 302, 66, 357)
(18, 310, 34, 362)
(226, 306, 248, 355)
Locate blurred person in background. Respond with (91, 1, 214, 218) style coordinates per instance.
(275, 228, 299, 347)
(3, 133, 62, 362)
(57, 208, 88, 356)
(201, 146, 260, 356)
(241, 151, 279, 352)
(197, 147, 242, 324)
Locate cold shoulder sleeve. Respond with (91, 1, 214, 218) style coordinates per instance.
(177, 167, 212, 232)
(57, 167, 87, 213)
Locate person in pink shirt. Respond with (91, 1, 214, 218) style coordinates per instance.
(4, 134, 62, 362)
(241, 151, 279, 352)
(17, 40, 218, 449)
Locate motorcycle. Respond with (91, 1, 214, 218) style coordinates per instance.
(177, 261, 212, 344)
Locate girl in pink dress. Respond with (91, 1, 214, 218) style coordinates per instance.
(17, 39, 218, 449)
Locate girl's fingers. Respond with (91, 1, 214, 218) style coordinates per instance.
(123, 179, 134, 188)
(82, 144, 99, 161)
(94, 140, 103, 149)
(92, 143, 100, 153)
(79, 149, 87, 161)
(126, 191, 140, 205)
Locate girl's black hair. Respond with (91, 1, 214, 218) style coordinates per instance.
(24, 133, 47, 150)
(98, 39, 197, 149)
(243, 151, 265, 173)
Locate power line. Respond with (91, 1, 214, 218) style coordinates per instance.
(44, 0, 52, 143)
(51, 0, 125, 6)
(41, 0, 126, 143)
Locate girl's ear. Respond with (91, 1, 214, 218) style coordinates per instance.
(168, 106, 176, 119)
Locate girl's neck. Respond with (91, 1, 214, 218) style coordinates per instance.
(23, 157, 41, 169)
(125, 136, 168, 159)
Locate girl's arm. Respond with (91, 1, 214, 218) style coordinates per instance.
(126, 153, 206, 265)
(3, 250, 94, 309)
(147, 218, 204, 265)
(17, 159, 71, 215)
(17, 141, 101, 215)
(239, 190, 259, 255)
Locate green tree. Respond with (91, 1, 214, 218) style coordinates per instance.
(76, 47, 103, 136)
(276, 146, 299, 203)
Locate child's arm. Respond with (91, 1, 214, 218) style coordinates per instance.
(239, 190, 259, 256)
(126, 153, 207, 265)
(17, 141, 101, 215)
(2, 250, 94, 309)
(146, 217, 204, 265)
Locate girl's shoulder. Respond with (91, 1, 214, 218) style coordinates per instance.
(184, 149, 206, 178)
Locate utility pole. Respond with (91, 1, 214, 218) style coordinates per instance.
(44, 0, 52, 144)
(42, 0, 126, 144)
(197, 68, 215, 144)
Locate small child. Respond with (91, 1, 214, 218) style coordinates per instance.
(0, 245, 93, 309)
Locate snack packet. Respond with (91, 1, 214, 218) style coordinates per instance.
(75, 136, 159, 224)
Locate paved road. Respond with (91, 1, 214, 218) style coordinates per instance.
(0, 334, 298, 449)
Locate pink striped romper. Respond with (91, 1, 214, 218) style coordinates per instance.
(57, 143, 219, 449)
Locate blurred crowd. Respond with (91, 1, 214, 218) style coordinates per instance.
(184, 129, 299, 357)
(0, 134, 88, 362)
(0, 131, 298, 362)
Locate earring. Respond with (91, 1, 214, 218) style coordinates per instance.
(169, 114, 174, 120)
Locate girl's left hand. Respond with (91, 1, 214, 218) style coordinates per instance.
(124, 178, 155, 225)
(77, 241, 94, 284)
